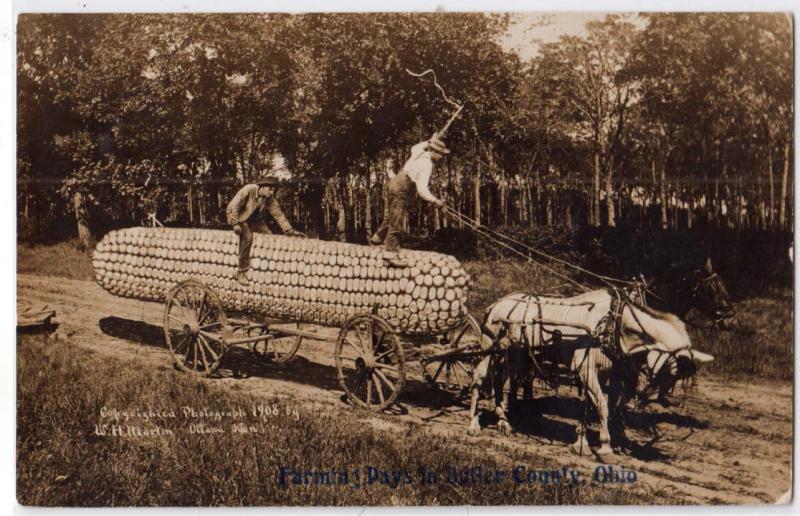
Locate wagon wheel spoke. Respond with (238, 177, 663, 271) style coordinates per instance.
(451, 324, 469, 348)
(199, 331, 224, 343)
(187, 287, 202, 313)
(196, 291, 209, 323)
(356, 323, 372, 355)
(430, 360, 446, 382)
(191, 339, 200, 371)
(169, 299, 191, 325)
(196, 336, 210, 371)
(374, 368, 397, 393)
(455, 360, 472, 377)
(374, 347, 395, 363)
(372, 373, 386, 405)
(343, 337, 363, 357)
(372, 330, 387, 355)
(173, 334, 191, 355)
(198, 335, 219, 362)
(168, 313, 191, 327)
(366, 377, 373, 406)
(374, 363, 398, 373)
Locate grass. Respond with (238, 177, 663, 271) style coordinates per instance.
(16, 334, 659, 506)
(17, 240, 94, 281)
(691, 289, 794, 381)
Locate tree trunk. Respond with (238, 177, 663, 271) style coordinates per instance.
(687, 194, 693, 229)
(72, 191, 91, 248)
(565, 198, 572, 228)
(336, 190, 347, 241)
(198, 186, 206, 225)
(768, 145, 775, 228)
(779, 141, 790, 230)
(522, 181, 530, 224)
(605, 155, 616, 227)
(364, 182, 372, 237)
(592, 151, 601, 226)
(473, 170, 481, 224)
(187, 182, 194, 224)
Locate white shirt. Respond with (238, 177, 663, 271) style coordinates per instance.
(402, 142, 438, 203)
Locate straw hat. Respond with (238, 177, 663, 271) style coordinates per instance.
(256, 176, 284, 188)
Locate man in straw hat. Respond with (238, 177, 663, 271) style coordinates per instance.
(370, 134, 449, 267)
(227, 177, 305, 285)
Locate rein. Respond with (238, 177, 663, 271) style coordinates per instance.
(602, 293, 687, 399)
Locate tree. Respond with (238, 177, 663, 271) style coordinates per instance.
(536, 15, 637, 227)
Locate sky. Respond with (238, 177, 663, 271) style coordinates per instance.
(501, 12, 644, 61)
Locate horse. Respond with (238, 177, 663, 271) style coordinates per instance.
(467, 290, 714, 456)
(640, 257, 735, 329)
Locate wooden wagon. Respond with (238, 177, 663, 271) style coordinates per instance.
(93, 227, 486, 411)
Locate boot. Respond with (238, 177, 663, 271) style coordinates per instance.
(369, 234, 383, 247)
(382, 251, 408, 268)
(236, 270, 250, 286)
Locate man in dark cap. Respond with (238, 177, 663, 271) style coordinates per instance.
(370, 135, 449, 267)
(227, 177, 304, 285)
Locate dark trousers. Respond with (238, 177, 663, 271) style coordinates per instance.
(237, 220, 271, 272)
(371, 190, 407, 252)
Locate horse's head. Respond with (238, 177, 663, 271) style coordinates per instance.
(685, 258, 735, 329)
(649, 257, 735, 329)
(632, 347, 714, 406)
(618, 301, 714, 405)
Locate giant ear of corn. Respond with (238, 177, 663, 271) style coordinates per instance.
(92, 227, 470, 335)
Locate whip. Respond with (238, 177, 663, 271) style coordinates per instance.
(405, 68, 464, 138)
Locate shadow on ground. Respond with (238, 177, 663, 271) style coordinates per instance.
(98, 316, 460, 410)
(98, 315, 709, 461)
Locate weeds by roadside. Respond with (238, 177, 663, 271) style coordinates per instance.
(17, 334, 656, 506)
(17, 240, 94, 281)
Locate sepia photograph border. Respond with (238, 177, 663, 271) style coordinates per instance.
(5, 0, 800, 514)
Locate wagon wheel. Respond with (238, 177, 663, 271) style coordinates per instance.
(424, 314, 483, 396)
(335, 314, 405, 411)
(251, 323, 304, 365)
(163, 279, 229, 377)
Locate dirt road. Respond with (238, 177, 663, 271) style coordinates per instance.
(17, 273, 793, 504)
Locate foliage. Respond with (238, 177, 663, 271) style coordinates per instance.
(16, 13, 793, 241)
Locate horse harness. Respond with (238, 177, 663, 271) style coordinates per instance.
(491, 289, 687, 396)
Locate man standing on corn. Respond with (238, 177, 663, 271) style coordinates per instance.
(370, 134, 448, 267)
(227, 177, 304, 285)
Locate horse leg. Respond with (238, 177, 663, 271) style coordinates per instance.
(608, 374, 631, 449)
(494, 352, 512, 437)
(522, 354, 533, 402)
(467, 355, 491, 436)
(583, 355, 613, 456)
(571, 351, 592, 455)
